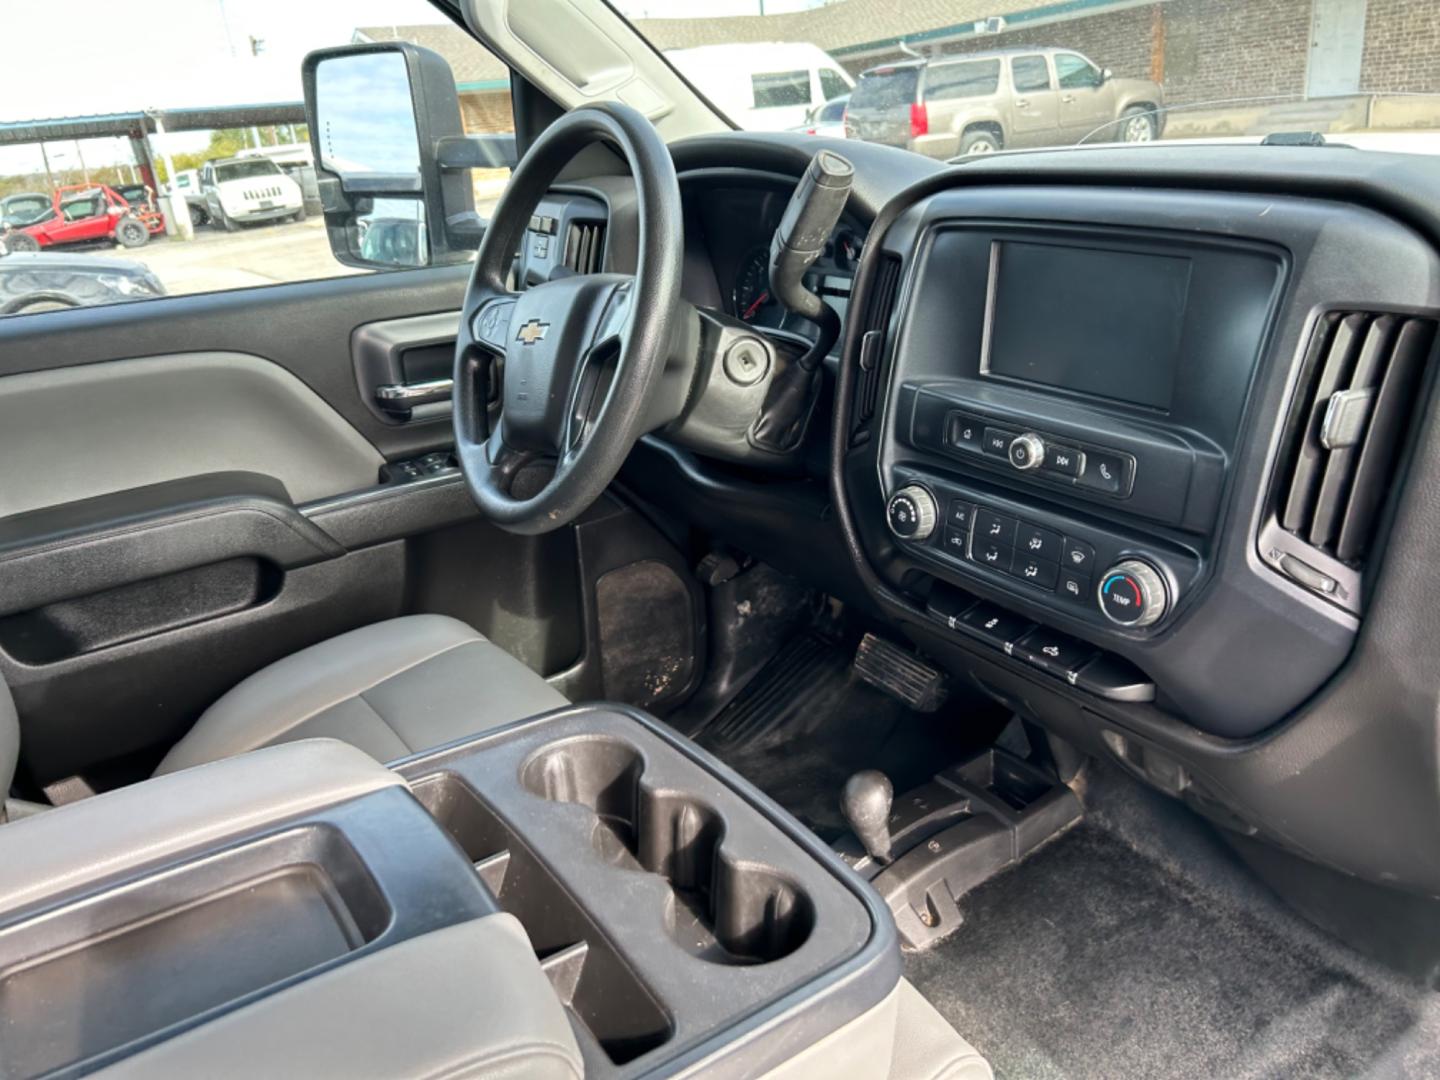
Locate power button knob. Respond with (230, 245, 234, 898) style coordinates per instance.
(886, 485, 937, 541)
(1098, 560, 1168, 628)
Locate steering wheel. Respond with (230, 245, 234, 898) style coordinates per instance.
(453, 102, 682, 535)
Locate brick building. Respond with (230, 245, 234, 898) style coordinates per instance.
(363, 0, 1440, 134)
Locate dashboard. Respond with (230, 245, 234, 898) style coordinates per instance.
(542, 135, 1440, 904)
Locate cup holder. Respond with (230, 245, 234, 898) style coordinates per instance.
(522, 737, 815, 965)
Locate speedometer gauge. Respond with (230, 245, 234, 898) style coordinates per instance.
(732, 247, 771, 322)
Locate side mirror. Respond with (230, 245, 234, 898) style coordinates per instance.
(1102, 67, 1114, 83)
(301, 42, 517, 270)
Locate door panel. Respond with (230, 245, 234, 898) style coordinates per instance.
(0, 353, 384, 517)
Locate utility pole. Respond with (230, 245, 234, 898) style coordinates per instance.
(75, 140, 90, 186)
(39, 143, 55, 191)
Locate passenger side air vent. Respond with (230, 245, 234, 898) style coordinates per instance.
(1268, 311, 1436, 605)
(563, 220, 606, 275)
(852, 253, 903, 443)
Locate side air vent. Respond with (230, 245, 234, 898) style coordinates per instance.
(1269, 311, 1435, 604)
(563, 220, 606, 275)
(852, 253, 903, 442)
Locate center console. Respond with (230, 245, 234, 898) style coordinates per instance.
(849, 184, 1440, 738)
(0, 711, 901, 1079)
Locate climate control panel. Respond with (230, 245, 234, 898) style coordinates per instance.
(886, 471, 1195, 633)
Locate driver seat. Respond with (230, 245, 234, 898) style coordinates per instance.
(154, 614, 568, 776)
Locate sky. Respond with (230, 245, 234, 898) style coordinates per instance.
(0, 0, 827, 176)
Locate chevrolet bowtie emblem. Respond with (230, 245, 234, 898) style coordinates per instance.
(516, 319, 549, 346)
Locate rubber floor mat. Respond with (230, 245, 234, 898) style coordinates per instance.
(693, 632, 1003, 840)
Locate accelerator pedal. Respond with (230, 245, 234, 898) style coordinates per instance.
(853, 633, 947, 713)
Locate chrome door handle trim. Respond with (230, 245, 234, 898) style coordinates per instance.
(375, 378, 453, 407)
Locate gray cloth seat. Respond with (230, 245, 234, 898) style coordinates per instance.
(154, 614, 568, 776)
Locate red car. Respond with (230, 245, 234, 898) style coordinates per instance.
(1, 184, 165, 251)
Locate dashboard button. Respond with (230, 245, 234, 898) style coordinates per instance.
(941, 526, 969, 557)
(1058, 570, 1091, 604)
(1062, 538, 1097, 574)
(948, 415, 985, 454)
(1016, 524, 1063, 562)
(973, 542, 1013, 573)
(1076, 449, 1131, 496)
(957, 603, 1034, 650)
(1007, 432, 1045, 471)
(973, 508, 1017, 546)
(1011, 554, 1059, 590)
(1043, 443, 1083, 477)
(927, 586, 975, 626)
(982, 427, 1018, 457)
(1014, 629, 1097, 678)
(947, 499, 975, 530)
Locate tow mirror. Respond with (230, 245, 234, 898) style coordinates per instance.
(301, 42, 517, 269)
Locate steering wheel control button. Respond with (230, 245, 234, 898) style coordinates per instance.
(942, 526, 969, 557)
(947, 414, 985, 454)
(958, 604, 1034, 651)
(1062, 538, 1096, 574)
(1017, 523, 1063, 563)
(1042, 443, 1083, 477)
(1011, 554, 1060, 591)
(722, 337, 770, 386)
(973, 542, 1013, 574)
(947, 499, 975, 530)
(1098, 560, 1168, 627)
(973, 508, 1017, 547)
(1058, 570, 1092, 604)
(1076, 448, 1133, 496)
(1014, 629, 1097, 679)
(982, 426, 1019, 458)
(887, 485, 937, 541)
(1007, 432, 1046, 471)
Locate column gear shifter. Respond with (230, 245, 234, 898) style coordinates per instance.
(750, 148, 855, 453)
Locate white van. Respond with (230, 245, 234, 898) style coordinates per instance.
(664, 42, 854, 131)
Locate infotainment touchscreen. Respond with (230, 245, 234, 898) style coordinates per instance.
(981, 240, 1192, 410)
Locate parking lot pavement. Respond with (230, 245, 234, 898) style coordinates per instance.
(129, 218, 366, 296)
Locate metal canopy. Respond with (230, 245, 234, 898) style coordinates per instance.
(0, 103, 306, 146)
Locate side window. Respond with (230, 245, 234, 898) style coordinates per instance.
(924, 60, 1001, 101)
(819, 67, 851, 102)
(0, 0, 515, 319)
(1055, 53, 1103, 90)
(752, 70, 812, 109)
(1012, 55, 1052, 94)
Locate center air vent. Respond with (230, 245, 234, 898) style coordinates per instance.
(852, 253, 903, 443)
(563, 221, 606, 275)
(1269, 310, 1435, 606)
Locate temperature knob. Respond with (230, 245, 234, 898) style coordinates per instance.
(886, 485, 937, 541)
(1098, 560, 1168, 627)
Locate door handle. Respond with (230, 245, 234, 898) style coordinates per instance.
(1061, 94, 1076, 104)
(1016, 98, 1029, 108)
(375, 378, 453, 412)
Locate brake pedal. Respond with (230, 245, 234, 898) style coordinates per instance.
(853, 633, 948, 712)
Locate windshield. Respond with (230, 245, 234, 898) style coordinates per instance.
(214, 160, 283, 182)
(614, 0, 1439, 159)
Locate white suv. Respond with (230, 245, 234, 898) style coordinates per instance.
(198, 157, 306, 231)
